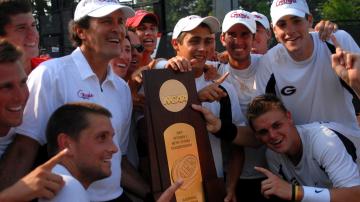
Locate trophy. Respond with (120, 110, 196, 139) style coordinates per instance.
(143, 69, 225, 202)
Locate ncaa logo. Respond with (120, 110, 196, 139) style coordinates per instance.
(281, 86, 296, 96)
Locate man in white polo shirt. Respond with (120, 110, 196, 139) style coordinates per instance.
(0, 0, 150, 201)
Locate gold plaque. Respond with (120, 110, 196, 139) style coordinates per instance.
(164, 123, 204, 202)
(159, 79, 188, 112)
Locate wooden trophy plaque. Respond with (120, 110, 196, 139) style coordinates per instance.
(143, 69, 225, 202)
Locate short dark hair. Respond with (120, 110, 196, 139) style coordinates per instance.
(176, 23, 211, 45)
(46, 102, 112, 157)
(0, 0, 33, 36)
(0, 39, 22, 63)
(246, 94, 288, 130)
(68, 16, 91, 47)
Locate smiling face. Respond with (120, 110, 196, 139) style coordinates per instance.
(272, 15, 313, 60)
(69, 113, 118, 185)
(0, 61, 28, 136)
(3, 13, 39, 61)
(110, 37, 131, 79)
(135, 21, 158, 53)
(221, 23, 253, 67)
(252, 109, 300, 155)
(127, 31, 142, 74)
(78, 10, 126, 61)
(172, 25, 213, 72)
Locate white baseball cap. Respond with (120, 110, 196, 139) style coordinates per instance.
(251, 11, 270, 30)
(74, 0, 135, 21)
(172, 15, 220, 39)
(222, 10, 256, 34)
(270, 0, 309, 25)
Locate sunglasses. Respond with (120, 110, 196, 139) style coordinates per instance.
(132, 44, 144, 53)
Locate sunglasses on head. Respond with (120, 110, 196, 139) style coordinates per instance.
(132, 44, 144, 53)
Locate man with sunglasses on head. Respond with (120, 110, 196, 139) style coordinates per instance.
(126, 10, 159, 67)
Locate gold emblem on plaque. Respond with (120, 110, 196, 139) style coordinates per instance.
(171, 154, 199, 190)
(159, 79, 188, 112)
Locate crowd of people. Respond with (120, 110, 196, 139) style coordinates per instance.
(0, 0, 360, 201)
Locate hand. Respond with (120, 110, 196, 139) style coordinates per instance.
(165, 56, 192, 72)
(224, 189, 237, 202)
(314, 20, 338, 41)
(191, 104, 221, 133)
(157, 180, 183, 202)
(0, 149, 68, 201)
(330, 35, 360, 95)
(198, 72, 229, 102)
(217, 51, 229, 64)
(204, 64, 220, 81)
(254, 166, 292, 200)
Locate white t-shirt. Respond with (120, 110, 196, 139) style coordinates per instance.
(195, 74, 244, 177)
(39, 164, 89, 202)
(256, 30, 360, 130)
(15, 48, 132, 201)
(214, 57, 268, 179)
(267, 122, 360, 188)
(0, 128, 16, 158)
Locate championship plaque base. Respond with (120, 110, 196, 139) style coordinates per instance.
(143, 69, 225, 202)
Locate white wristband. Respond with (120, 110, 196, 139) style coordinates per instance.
(301, 186, 330, 202)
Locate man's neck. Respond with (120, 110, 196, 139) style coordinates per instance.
(61, 160, 91, 189)
(140, 51, 153, 67)
(228, 55, 251, 70)
(80, 46, 109, 84)
(287, 128, 303, 165)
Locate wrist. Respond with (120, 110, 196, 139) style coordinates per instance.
(212, 120, 237, 142)
(301, 186, 330, 202)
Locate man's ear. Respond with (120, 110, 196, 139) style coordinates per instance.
(171, 39, 180, 52)
(57, 133, 74, 154)
(76, 26, 86, 40)
(220, 32, 226, 47)
(307, 14, 314, 28)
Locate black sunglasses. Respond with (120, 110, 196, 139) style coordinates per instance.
(132, 44, 144, 53)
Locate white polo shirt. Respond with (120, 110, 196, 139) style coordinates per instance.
(15, 47, 132, 201)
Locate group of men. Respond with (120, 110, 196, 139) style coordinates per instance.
(0, 0, 360, 202)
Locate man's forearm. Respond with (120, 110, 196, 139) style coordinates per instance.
(121, 156, 151, 199)
(0, 135, 39, 190)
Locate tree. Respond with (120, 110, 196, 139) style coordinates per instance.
(320, 0, 360, 21)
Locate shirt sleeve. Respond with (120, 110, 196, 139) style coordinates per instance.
(255, 54, 274, 96)
(312, 126, 360, 187)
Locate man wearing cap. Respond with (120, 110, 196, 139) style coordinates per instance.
(251, 11, 272, 55)
(170, 14, 246, 178)
(126, 10, 159, 67)
(1, 0, 149, 201)
(256, 0, 360, 130)
(204, 9, 269, 202)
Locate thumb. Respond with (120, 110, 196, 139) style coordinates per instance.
(214, 72, 229, 85)
(41, 148, 69, 170)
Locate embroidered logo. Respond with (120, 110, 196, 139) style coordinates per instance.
(77, 90, 94, 100)
(315, 189, 323, 193)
